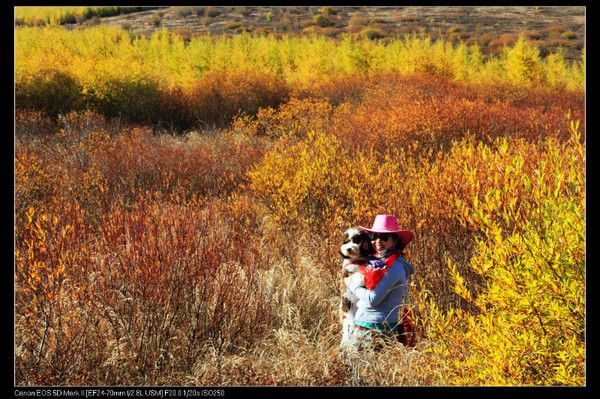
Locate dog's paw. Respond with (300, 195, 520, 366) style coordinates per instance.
(344, 272, 365, 288)
(343, 261, 361, 273)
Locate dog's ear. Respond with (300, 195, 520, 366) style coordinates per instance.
(359, 232, 371, 245)
(360, 239, 370, 252)
(342, 230, 350, 243)
(360, 234, 375, 255)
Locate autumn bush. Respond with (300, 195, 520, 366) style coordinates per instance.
(16, 115, 267, 230)
(181, 70, 290, 129)
(14, 107, 279, 384)
(231, 97, 335, 140)
(88, 127, 262, 202)
(15, 200, 94, 384)
(15, 191, 274, 385)
(232, 73, 583, 156)
(15, 109, 58, 137)
(424, 122, 585, 385)
(330, 74, 584, 153)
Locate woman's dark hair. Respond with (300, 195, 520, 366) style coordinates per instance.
(393, 234, 406, 256)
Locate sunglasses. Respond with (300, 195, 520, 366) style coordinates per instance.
(370, 233, 394, 241)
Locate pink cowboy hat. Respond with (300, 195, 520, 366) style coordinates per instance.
(359, 214, 414, 246)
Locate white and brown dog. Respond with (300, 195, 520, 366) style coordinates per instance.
(339, 227, 375, 347)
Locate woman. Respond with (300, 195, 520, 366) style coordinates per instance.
(342, 214, 415, 351)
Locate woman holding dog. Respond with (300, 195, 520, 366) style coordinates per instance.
(342, 214, 415, 352)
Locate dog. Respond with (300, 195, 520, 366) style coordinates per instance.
(339, 227, 375, 347)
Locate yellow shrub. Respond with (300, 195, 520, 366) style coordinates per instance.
(426, 122, 585, 385)
(250, 130, 404, 236)
(502, 35, 545, 86)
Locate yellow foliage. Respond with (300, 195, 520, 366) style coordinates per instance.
(248, 130, 408, 235)
(426, 122, 585, 385)
(15, 27, 584, 120)
(15, 6, 123, 25)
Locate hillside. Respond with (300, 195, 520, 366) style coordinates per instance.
(62, 6, 586, 61)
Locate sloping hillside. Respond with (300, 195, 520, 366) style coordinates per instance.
(61, 6, 585, 61)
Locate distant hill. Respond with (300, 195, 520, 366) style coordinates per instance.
(22, 6, 585, 61)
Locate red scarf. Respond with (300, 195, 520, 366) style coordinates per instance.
(359, 251, 400, 290)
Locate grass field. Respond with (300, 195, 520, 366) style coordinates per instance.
(14, 8, 585, 386)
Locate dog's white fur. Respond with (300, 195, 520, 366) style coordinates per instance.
(339, 227, 372, 347)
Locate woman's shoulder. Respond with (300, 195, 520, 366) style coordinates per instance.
(394, 255, 415, 276)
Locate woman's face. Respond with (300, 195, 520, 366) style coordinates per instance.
(371, 233, 397, 254)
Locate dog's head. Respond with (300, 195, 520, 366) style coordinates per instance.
(340, 227, 375, 261)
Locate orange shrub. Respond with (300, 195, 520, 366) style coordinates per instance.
(235, 73, 583, 158)
(16, 113, 265, 217)
(191, 69, 290, 126)
(89, 196, 270, 381)
(15, 109, 57, 137)
(294, 74, 372, 104)
(16, 125, 114, 225)
(231, 96, 335, 140)
(15, 146, 58, 217)
(90, 127, 265, 203)
(57, 110, 125, 137)
(15, 201, 92, 384)
(331, 74, 584, 153)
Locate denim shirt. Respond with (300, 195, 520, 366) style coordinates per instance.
(346, 256, 415, 325)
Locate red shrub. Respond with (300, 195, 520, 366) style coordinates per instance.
(330, 74, 584, 154)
